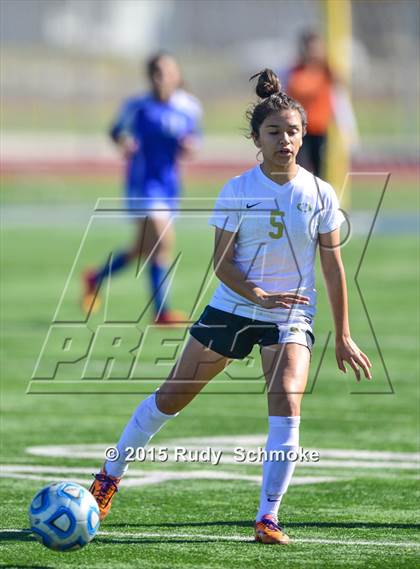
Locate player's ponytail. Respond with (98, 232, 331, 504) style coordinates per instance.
(251, 68, 282, 99)
(247, 68, 307, 138)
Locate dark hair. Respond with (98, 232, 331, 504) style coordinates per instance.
(247, 68, 307, 137)
(146, 50, 174, 79)
(299, 29, 321, 50)
(295, 29, 333, 82)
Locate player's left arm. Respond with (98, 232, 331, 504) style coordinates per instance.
(319, 228, 372, 381)
(178, 101, 203, 159)
(178, 135, 200, 158)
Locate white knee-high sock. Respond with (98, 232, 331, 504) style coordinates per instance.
(105, 392, 177, 478)
(256, 415, 300, 522)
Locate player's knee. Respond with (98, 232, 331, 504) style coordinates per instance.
(126, 247, 140, 261)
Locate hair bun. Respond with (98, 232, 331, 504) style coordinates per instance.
(250, 68, 282, 99)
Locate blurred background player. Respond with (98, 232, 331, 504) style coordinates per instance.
(285, 30, 357, 178)
(82, 51, 202, 323)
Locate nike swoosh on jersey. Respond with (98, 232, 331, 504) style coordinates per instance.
(246, 202, 262, 209)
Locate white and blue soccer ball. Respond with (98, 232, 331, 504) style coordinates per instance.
(29, 481, 100, 551)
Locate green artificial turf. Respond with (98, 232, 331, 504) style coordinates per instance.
(1, 174, 419, 568)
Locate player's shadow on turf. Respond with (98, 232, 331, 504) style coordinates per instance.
(0, 566, 54, 569)
(286, 522, 420, 530)
(109, 520, 420, 530)
(110, 520, 251, 529)
(0, 530, 37, 542)
(95, 536, 243, 545)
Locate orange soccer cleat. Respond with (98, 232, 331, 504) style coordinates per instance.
(81, 270, 101, 315)
(154, 309, 187, 326)
(89, 467, 120, 521)
(254, 515, 290, 545)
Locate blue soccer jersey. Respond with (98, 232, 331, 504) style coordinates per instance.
(110, 90, 202, 209)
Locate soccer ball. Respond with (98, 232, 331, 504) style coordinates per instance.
(29, 481, 100, 551)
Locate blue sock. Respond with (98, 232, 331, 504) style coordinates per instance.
(94, 251, 129, 285)
(149, 261, 169, 316)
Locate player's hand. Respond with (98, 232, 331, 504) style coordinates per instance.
(179, 136, 198, 159)
(335, 336, 372, 381)
(252, 287, 310, 309)
(118, 135, 139, 159)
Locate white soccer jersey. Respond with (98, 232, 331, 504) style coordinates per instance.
(208, 165, 345, 323)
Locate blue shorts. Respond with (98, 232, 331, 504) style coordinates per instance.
(125, 196, 180, 214)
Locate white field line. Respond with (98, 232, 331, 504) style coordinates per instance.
(8, 459, 420, 471)
(0, 472, 84, 483)
(98, 529, 420, 549)
(1, 466, 418, 487)
(2, 529, 419, 549)
(0, 465, 341, 487)
(24, 443, 420, 470)
(25, 442, 420, 462)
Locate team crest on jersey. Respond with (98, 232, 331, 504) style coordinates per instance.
(297, 202, 312, 213)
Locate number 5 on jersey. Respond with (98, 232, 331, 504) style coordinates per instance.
(269, 209, 285, 239)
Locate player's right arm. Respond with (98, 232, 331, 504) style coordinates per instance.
(113, 133, 139, 160)
(109, 99, 139, 159)
(213, 227, 309, 309)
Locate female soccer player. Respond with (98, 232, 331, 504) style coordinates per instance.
(82, 52, 202, 324)
(90, 69, 371, 544)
